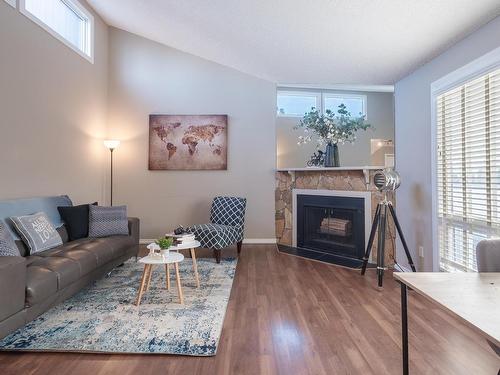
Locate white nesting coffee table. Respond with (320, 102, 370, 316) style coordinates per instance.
(135, 252, 185, 306)
(167, 239, 201, 288)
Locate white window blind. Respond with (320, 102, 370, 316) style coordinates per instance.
(21, 0, 93, 62)
(437, 67, 500, 272)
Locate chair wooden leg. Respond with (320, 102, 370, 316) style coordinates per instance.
(237, 240, 243, 255)
(214, 249, 221, 264)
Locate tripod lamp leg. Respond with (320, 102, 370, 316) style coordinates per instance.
(361, 203, 381, 275)
(377, 204, 387, 287)
(388, 203, 416, 272)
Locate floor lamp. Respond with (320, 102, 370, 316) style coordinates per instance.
(104, 140, 120, 206)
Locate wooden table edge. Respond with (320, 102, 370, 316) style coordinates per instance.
(394, 272, 500, 348)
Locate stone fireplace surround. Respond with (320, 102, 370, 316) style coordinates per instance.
(275, 167, 396, 266)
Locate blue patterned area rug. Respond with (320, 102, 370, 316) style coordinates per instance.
(0, 257, 237, 356)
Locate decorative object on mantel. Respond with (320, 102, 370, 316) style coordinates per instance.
(306, 150, 325, 167)
(149, 115, 228, 170)
(360, 168, 416, 288)
(295, 104, 372, 167)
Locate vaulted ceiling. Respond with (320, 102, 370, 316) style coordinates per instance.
(88, 0, 500, 84)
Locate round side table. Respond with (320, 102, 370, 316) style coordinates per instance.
(167, 239, 201, 288)
(135, 252, 185, 306)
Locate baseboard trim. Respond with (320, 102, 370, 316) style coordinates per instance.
(140, 238, 277, 245)
(242, 238, 277, 244)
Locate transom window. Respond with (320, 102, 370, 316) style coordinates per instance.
(20, 0, 94, 62)
(324, 94, 366, 117)
(436, 66, 500, 272)
(277, 90, 367, 118)
(277, 91, 321, 117)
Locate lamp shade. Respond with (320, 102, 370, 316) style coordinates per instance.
(104, 140, 120, 150)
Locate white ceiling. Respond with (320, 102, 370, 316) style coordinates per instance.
(87, 0, 500, 85)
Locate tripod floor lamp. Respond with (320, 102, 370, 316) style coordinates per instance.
(104, 140, 120, 206)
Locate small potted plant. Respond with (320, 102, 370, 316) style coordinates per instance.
(156, 237, 174, 259)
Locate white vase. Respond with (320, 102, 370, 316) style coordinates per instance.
(161, 249, 170, 259)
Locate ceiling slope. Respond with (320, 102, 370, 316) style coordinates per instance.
(88, 0, 500, 84)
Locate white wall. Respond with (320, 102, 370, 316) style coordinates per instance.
(107, 28, 277, 240)
(0, 0, 108, 205)
(395, 16, 500, 271)
(277, 90, 394, 168)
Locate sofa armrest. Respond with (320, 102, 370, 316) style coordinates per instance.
(0, 256, 26, 321)
(128, 217, 140, 245)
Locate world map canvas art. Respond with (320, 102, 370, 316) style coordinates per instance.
(149, 115, 228, 170)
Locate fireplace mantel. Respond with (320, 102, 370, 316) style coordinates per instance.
(276, 166, 384, 185)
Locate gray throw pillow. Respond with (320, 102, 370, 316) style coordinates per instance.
(0, 221, 20, 256)
(10, 212, 63, 254)
(88, 205, 129, 238)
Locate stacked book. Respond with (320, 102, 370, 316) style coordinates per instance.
(169, 233, 197, 247)
(320, 218, 352, 237)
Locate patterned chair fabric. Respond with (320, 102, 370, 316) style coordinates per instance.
(188, 197, 246, 251)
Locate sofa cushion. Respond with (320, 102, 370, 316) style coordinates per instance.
(104, 236, 135, 257)
(70, 239, 115, 266)
(88, 205, 129, 238)
(28, 257, 81, 290)
(26, 266, 58, 306)
(0, 222, 19, 256)
(10, 212, 63, 254)
(58, 203, 97, 241)
(0, 195, 72, 241)
(57, 249, 98, 276)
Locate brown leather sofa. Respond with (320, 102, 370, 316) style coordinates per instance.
(0, 196, 140, 339)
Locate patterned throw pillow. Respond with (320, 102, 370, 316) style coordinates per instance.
(10, 212, 63, 254)
(0, 221, 20, 256)
(88, 205, 129, 238)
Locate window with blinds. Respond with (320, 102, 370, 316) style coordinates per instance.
(437, 67, 500, 272)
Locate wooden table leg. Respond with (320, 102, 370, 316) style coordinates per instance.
(401, 282, 409, 375)
(145, 264, 153, 291)
(174, 262, 184, 304)
(190, 248, 200, 288)
(135, 264, 150, 306)
(165, 264, 171, 290)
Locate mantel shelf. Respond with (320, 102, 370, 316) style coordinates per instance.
(276, 166, 384, 172)
(276, 166, 385, 186)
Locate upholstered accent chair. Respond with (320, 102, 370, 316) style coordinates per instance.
(188, 196, 247, 263)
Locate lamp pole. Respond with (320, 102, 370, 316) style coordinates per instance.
(110, 147, 114, 206)
(104, 140, 120, 207)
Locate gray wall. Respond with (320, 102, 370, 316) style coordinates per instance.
(0, 1, 108, 205)
(107, 28, 277, 239)
(277, 90, 394, 168)
(395, 16, 500, 271)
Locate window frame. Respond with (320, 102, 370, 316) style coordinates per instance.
(19, 0, 94, 63)
(323, 93, 367, 118)
(4, 0, 16, 8)
(276, 90, 322, 118)
(430, 46, 500, 272)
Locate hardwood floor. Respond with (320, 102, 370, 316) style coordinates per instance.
(0, 245, 498, 375)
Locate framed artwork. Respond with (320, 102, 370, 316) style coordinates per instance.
(149, 114, 228, 170)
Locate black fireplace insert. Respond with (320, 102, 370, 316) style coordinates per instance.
(296, 194, 365, 261)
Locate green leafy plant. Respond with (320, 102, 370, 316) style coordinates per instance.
(155, 237, 173, 250)
(295, 104, 373, 147)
